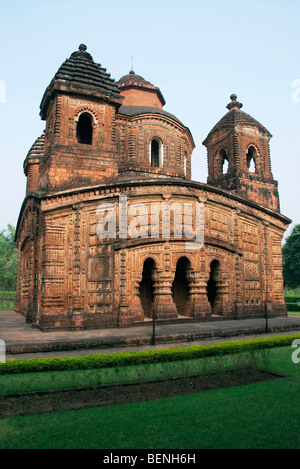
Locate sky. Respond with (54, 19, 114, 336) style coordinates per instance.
(0, 0, 299, 241)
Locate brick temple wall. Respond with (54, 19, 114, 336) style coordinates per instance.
(15, 180, 288, 331)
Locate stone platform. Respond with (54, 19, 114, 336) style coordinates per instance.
(1, 310, 300, 360)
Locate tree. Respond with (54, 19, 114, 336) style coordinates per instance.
(0, 225, 18, 291)
(282, 224, 300, 289)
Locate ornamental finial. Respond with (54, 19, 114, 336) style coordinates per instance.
(226, 94, 243, 110)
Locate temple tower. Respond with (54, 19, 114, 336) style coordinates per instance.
(38, 44, 124, 192)
(203, 94, 280, 212)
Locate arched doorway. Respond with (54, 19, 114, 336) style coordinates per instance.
(139, 258, 156, 318)
(172, 257, 191, 316)
(206, 259, 221, 314)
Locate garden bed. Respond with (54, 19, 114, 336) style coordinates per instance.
(0, 367, 283, 419)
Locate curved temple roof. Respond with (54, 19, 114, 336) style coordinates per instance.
(40, 44, 122, 119)
(116, 70, 166, 107)
(203, 94, 272, 145)
(23, 132, 45, 174)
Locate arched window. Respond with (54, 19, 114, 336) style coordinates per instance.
(150, 138, 163, 168)
(219, 149, 229, 174)
(76, 112, 93, 144)
(246, 146, 257, 173)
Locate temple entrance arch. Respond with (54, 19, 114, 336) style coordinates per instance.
(172, 256, 191, 316)
(206, 259, 221, 314)
(139, 257, 156, 318)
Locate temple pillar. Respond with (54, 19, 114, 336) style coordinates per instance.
(184, 270, 211, 317)
(152, 271, 178, 320)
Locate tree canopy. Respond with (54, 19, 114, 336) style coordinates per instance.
(282, 224, 300, 289)
(0, 224, 18, 291)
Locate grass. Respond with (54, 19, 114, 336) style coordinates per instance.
(0, 350, 269, 395)
(0, 345, 299, 449)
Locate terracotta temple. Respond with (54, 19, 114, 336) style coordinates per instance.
(14, 44, 291, 330)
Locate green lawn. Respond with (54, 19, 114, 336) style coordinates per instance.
(0, 345, 299, 449)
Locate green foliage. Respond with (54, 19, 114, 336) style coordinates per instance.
(285, 286, 300, 296)
(282, 224, 300, 289)
(285, 295, 300, 303)
(0, 225, 17, 291)
(286, 303, 300, 312)
(0, 291, 16, 310)
(1, 333, 300, 375)
(0, 291, 16, 300)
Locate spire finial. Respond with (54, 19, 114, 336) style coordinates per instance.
(130, 56, 135, 74)
(226, 93, 243, 110)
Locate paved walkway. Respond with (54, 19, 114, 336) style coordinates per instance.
(1, 310, 300, 360)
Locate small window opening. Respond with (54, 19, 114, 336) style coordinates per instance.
(77, 112, 93, 144)
(247, 146, 257, 173)
(151, 140, 159, 167)
(220, 149, 229, 174)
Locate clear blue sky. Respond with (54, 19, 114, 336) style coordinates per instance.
(0, 0, 299, 240)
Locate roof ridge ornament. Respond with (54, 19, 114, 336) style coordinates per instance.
(226, 94, 243, 110)
(70, 44, 94, 61)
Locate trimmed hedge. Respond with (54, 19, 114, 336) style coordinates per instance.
(1, 333, 300, 375)
(285, 296, 300, 304)
(286, 303, 300, 312)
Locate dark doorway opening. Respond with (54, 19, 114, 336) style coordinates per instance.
(139, 258, 156, 318)
(77, 112, 93, 144)
(206, 259, 220, 313)
(172, 257, 191, 316)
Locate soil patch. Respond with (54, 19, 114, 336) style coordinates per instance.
(0, 367, 283, 419)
